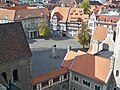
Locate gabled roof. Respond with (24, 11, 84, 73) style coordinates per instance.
(0, 9, 16, 20)
(32, 68, 68, 85)
(0, 22, 32, 63)
(51, 7, 70, 22)
(0, 8, 49, 21)
(51, 7, 88, 23)
(70, 51, 111, 83)
(92, 26, 108, 42)
(61, 50, 76, 68)
(97, 15, 119, 24)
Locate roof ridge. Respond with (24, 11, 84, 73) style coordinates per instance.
(13, 9, 17, 20)
(69, 50, 80, 69)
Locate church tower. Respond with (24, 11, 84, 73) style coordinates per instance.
(0, 22, 33, 90)
(88, 13, 98, 36)
(113, 19, 120, 89)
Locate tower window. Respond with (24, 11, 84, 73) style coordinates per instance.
(95, 84, 101, 90)
(2, 72, 7, 82)
(114, 87, 117, 90)
(13, 69, 19, 82)
(116, 70, 119, 77)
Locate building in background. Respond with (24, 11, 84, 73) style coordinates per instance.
(50, 7, 89, 38)
(0, 6, 49, 38)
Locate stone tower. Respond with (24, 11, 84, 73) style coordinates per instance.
(113, 19, 120, 89)
(88, 13, 98, 36)
(0, 22, 33, 90)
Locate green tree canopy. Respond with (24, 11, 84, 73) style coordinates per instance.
(38, 20, 50, 37)
(77, 23, 91, 48)
(80, 0, 90, 14)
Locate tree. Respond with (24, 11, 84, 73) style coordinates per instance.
(80, 0, 90, 14)
(38, 20, 50, 37)
(76, 23, 91, 48)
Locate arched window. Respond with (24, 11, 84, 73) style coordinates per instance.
(116, 70, 119, 77)
(62, 84, 68, 89)
(114, 87, 116, 90)
(13, 69, 19, 82)
(2, 72, 7, 82)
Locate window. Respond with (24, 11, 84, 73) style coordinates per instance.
(41, 81, 49, 87)
(114, 87, 117, 90)
(116, 70, 119, 77)
(2, 72, 7, 82)
(83, 80, 91, 87)
(117, 28, 119, 35)
(24, 24, 27, 29)
(53, 76, 59, 83)
(95, 84, 101, 90)
(33, 85, 37, 89)
(73, 76, 79, 82)
(63, 73, 68, 79)
(89, 23, 93, 27)
(13, 69, 19, 82)
(72, 87, 77, 90)
(62, 84, 67, 89)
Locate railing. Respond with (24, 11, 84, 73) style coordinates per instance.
(34, 77, 69, 90)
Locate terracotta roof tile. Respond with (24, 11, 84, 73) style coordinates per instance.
(32, 68, 68, 85)
(62, 51, 76, 68)
(71, 51, 111, 83)
(51, 7, 88, 23)
(51, 7, 70, 22)
(68, 8, 88, 22)
(0, 22, 32, 63)
(97, 15, 119, 23)
(92, 26, 108, 42)
(0, 8, 49, 21)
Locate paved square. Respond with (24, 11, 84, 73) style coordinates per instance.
(28, 38, 83, 77)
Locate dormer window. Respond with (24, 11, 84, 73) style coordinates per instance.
(75, 13, 78, 15)
(70, 13, 73, 15)
(79, 10, 82, 13)
(73, 10, 76, 12)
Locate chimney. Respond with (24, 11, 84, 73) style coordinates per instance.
(67, 46, 71, 52)
(52, 45, 57, 58)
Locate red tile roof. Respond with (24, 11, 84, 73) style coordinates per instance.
(51, 7, 88, 23)
(97, 15, 119, 24)
(0, 8, 49, 21)
(62, 51, 76, 68)
(70, 51, 111, 83)
(92, 26, 108, 42)
(32, 68, 68, 85)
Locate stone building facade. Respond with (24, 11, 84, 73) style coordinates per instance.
(0, 22, 33, 90)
